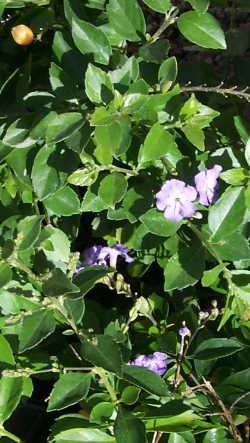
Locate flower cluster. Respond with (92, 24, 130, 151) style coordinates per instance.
(74, 244, 133, 276)
(129, 351, 167, 376)
(156, 165, 222, 222)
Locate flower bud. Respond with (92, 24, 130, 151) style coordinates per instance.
(11, 25, 34, 46)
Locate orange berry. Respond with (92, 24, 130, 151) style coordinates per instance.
(11, 25, 34, 46)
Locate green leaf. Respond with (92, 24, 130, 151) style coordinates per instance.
(81, 184, 109, 212)
(139, 122, 182, 167)
(187, 0, 210, 13)
(46, 113, 84, 144)
(142, 0, 171, 13)
(44, 186, 81, 216)
(38, 225, 71, 264)
(85, 63, 113, 104)
(139, 39, 170, 64)
(48, 372, 91, 411)
(68, 168, 98, 187)
(18, 309, 56, 353)
(54, 428, 115, 443)
(140, 209, 181, 237)
(80, 334, 122, 376)
(220, 168, 248, 186)
(98, 173, 127, 208)
(164, 237, 205, 291)
(90, 402, 114, 424)
(3, 116, 36, 149)
(182, 126, 205, 151)
(0, 335, 15, 366)
(211, 231, 250, 261)
(158, 57, 178, 92)
(121, 386, 141, 405)
(201, 264, 225, 287)
(177, 11, 226, 50)
(43, 269, 80, 297)
(245, 138, 250, 166)
(122, 364, 169, 397)
(0, 377, 23, 424)
(94, 116, 131, 158)
(202, 429, 231, 443)
(64, 298, 85, 325)
(0, 262, 12, 288)
(114, 408, 147, 443)
(72, 18, 111, 65)
(31, 144, 60, 200)
(208, 187, 246, 240)
(192, 338, 243, 360)
(18, 215, 42, 251)
(74, 265, 112, 295)
(145, 411, 200, 433)
(107, 0, 146, 42)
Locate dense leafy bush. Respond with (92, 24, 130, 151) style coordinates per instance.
(0, 0, 250, 442)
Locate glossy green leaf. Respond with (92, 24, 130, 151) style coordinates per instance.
(220, 168, 248, 186)
(98, 173, 127, 208)
(122, 364, 169, 397)
(187, 0, 209, 13)
(142, 0, 171, 13)
(3, 116, 36, 149)
(114, 407, 147, 443)
(0, 335, 15, 366)
(177, 11, 226, 50)
(145, 412, 195, 433)
(80, 334, 123, 375)
(18, 215, 42, 251)
(208, 187, 246, 240)
(107, 0, 146, 42)
(74, 265, 112, 295)
(94, 116, 131, 158)
(139, 122, 182, 166)
(18, 309, 56, 352)
(140, 209, 180, 237)
(0, 262, 12, 288)
(164, 237, 205, 291)
(44, 186, 81, 216)
(0, 377, 23, 424)
(54, 428, 115, 443)
(121, 386, 141, 405)
(48, 372, 91, 411)
(90, 402, 114, 424)
(43, 269, 80, 297)
(68, 168, 98, 187)
(201, 264, 225, 287)
(158, 57, 178, 91)
(46, 113, 84, 144)
(72, 18, 111, 65)
(193, 338, 243, 360)
(85, 63, 113, 104)
(31, 144, 60, 200)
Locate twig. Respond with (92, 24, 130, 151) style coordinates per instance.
(230, 391, 250, 412)
(152, 431, 163, 443)
(181, 83, 250, 102)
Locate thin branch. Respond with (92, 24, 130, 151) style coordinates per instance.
(181, 83, 250, 102)
(230, 391, 250, 412)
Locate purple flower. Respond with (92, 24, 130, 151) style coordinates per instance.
(179, 326, 190, 338)
(194, 165, 222, 206)
(129, 351, 167, 376)
(73, 244, 133, 277)
(156, 179, 197, 222)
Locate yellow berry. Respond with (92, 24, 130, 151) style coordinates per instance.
(11, 25, 34, 46)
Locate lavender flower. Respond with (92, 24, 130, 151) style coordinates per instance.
(156, 179, 197, 222)
(74, 244, 133, 277)
(129, 351, 167, 376)
(179, 326, 191, 338)
(194, 165, 222, 206)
